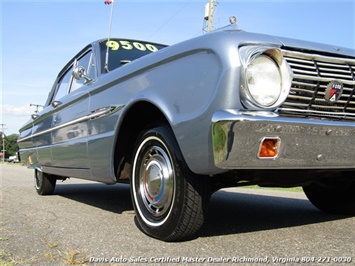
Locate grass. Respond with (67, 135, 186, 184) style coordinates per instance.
(0, 227, 8, 242)
(63, 248, 90, 265)
(0, 231, 90, 266)
(0, 250, 13, 266)
(242, 185, 303, 192)
(43, 252, 58, 261)
(0, 222, 90, 265)
(0, 250, 37, 266)
(47, 242, 59, 249)
(41, 241, 59, 262)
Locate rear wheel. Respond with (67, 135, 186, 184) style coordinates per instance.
(131, 125, 209, 241)
(34, 169, 56, 195)
(303, 179, 355, 215)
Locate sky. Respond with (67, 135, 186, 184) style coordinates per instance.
(1, 0, 355, 135)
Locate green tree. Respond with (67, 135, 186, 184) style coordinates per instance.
(0, 133, 19, 158)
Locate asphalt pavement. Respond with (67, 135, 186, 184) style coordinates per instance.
(1, 163, 354, 265)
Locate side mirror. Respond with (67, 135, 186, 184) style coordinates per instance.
(72, 66, 92, 84)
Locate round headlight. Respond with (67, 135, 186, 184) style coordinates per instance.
(246, 55, 281, 107)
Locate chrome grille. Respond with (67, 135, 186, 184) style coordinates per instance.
(279, 50, 355, 121)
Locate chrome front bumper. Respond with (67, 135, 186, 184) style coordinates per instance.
(212, 110, 355, 170)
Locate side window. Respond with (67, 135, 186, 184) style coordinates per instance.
(50, 47, 95, 104)
(53, 67, 72, 101)
(72, 51, 96, 92)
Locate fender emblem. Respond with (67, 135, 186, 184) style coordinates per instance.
(325, 80, 343, 103)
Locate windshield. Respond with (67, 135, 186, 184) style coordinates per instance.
(99, 39, 167, 73)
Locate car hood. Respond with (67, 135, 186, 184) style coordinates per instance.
(275, 35, 355, 58)
(220, 25, 354, 58)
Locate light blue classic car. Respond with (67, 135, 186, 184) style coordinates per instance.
(18, 23, 355, 241)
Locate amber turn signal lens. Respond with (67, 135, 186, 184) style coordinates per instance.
(258, 138, 280, 158)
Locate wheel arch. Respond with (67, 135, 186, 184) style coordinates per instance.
(113, 101, 171, 181)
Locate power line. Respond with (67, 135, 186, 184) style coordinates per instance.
(148, 0, 192, 40)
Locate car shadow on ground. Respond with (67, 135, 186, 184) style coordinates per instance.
(54, 182, 133, 214)
(54, 182, 349, 238)
(200, 189, 349, 237)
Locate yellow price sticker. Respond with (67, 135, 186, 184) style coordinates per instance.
(106, 40, 158, 52)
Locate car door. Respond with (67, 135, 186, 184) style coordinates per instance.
(30, 66, 73, 168)
(50, 48, 96, 174)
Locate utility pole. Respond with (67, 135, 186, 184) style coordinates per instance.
(206, 0, 215, 32)
(0, 124, 6, 162)
(203, 0, 217, 33)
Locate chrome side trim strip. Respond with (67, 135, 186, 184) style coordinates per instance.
(18, 105, 124, 142)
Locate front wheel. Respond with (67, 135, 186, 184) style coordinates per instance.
(34, 169, 57, 195)
(131, 125, 209, 241)
(303, 179, 355, 215)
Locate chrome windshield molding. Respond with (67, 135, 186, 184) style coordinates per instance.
(18, 105, 125, 143)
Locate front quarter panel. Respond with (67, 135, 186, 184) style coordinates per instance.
(91, 30, 283, 176)
(86, 49, 222, 180)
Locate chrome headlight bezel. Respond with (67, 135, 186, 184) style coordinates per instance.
(239, 46, 293, 110)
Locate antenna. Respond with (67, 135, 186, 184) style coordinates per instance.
(104, 0, 115, 72)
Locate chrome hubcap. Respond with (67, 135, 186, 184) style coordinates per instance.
(137, 142, 174, 221)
